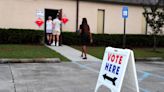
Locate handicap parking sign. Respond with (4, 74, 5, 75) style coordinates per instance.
(122, 6, 128, 19)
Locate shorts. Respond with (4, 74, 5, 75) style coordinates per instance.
(46, 29, 52, 34)
(46, 33, 52, 35)
(53, 30, 61, 35)
(81, 35, 90, 45)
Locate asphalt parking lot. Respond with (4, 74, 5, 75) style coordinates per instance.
(0, 61, 163, 92)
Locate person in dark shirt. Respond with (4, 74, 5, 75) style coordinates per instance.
(79, 18, 93, 59)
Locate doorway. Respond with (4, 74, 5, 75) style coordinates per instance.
(44, 9, 62, 45)
(97, 9, 105, 34)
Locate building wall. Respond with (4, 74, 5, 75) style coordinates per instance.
(0, 0, 159, 34)
(79, 1, 145, 34)
(0, 0, 76, 32)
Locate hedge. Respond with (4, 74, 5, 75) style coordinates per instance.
(0, 29, 164, 47)
(62, 32, 164, 48)
(0, 29, 44, 44)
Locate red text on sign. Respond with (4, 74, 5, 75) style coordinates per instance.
(108, 53, 123, 64)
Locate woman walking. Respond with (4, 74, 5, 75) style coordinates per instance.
(79, 18, 92, 59)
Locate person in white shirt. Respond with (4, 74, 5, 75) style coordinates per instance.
(52, 16, 61, 46)
(46, 16, 53, 45)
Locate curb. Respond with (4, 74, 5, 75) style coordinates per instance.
(0, 58, 61, 64)
(135, 57, 163, 62)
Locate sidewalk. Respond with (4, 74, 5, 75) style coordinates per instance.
(46, 45, 164, 62)
(46, 45, 102, 62)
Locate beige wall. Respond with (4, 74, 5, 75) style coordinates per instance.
(1, 0, 162, 34)
(0, 0, 76, 32)
(79, 1, 146, 34)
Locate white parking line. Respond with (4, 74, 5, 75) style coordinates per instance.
(71, 61, 151, 92)
(72, 61, 99, 73)
(137, 70, 164, 80)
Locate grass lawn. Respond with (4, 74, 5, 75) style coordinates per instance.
(0, 44, 69, 61)
(132, 48, 164, 59)
(71, 46, 164, 59)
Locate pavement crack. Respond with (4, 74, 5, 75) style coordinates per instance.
(8, 63, 17, 92)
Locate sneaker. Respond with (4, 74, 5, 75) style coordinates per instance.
(81, 54, 83, 57)
(51, 42, 55, 46)
(56, 42, 59, 46)
(48, 42, 51, 46)
(83, 57, 87, 59)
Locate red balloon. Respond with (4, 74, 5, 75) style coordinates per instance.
(35, 18, 44, 27)
(62, 17, 68, 24)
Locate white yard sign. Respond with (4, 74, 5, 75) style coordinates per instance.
(95, 47, 139, 92)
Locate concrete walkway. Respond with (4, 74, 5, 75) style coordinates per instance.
(46, 45, 102, 62)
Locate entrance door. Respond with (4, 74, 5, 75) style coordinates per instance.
(97, 9, 105, 34)
(44, 9, 62, 45)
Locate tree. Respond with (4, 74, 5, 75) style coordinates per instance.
(143, 0, 164, 51)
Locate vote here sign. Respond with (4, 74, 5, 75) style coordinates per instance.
(95, 47, 139, 92)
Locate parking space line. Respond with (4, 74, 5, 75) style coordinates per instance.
(137, 70, 164, 80)
(138, 72, 151, 82)
(72, 61, 151, 92)
(8, 64, 17, 92)
(140, 87, 150, 92)
(72, 61, 99, 73)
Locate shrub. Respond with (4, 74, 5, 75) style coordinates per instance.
(62, 32, 164, 48)
(0, 29, 44, 44)
(1, 29, 164, 48)
(62, 32, 81, 45)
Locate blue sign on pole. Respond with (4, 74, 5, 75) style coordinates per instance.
(122, 6, 128, 19)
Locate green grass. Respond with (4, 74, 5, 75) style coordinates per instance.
(132, 48, 164, 59)
(71, 46, 164, 59)
(0, 44, 69, 61)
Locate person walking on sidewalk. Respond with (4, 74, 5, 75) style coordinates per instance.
(79, 18, 93, 59)
(46, 16, 53, 45)
(51, 15, 61, 46)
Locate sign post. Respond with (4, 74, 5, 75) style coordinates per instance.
(122, 6, 128, 48)
(95, 47, 139, 92)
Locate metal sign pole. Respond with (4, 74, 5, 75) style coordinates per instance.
(122, 6, 128, 48)
(123, 18, 126, 48)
